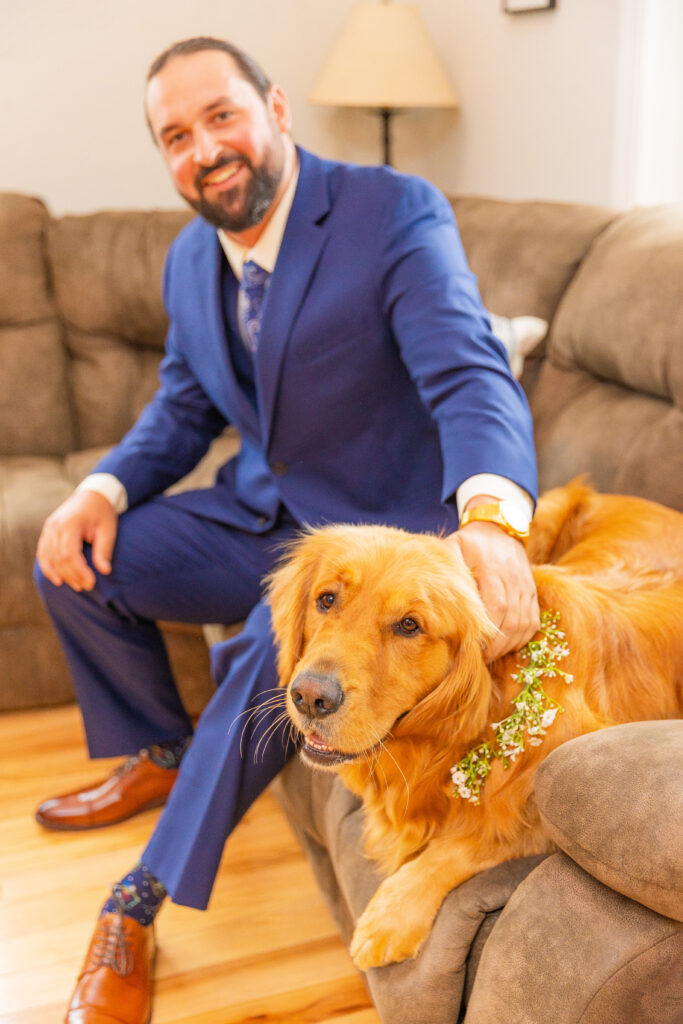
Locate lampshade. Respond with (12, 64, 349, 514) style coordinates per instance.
(310, 3, 459, 111)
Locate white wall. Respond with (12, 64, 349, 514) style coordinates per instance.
(0, 0, 669, 215)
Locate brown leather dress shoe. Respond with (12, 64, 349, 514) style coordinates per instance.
(35, 750, 178, 830)
(65, 909, 155, 1024)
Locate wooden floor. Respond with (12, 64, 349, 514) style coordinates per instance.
(0, 704, 380, 1024)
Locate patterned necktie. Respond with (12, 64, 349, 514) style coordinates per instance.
(239, 260, 270, 353)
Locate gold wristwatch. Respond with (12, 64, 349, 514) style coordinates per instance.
(459, 499, 531, 540)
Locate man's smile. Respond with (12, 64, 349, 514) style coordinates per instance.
(200, 161, 245, 189)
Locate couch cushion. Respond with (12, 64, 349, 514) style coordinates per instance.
(535, 720, 683, 922)
(0, 430, 239, 712)
(0, 452, 107, 626)
(47, 209, 192, 448)
(532, 205, 683, 509)
(531, 363, 683, 508)
(0, 322, 75, 457)
(0, 193, 75, 456)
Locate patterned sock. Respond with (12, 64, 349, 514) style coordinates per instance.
(100, 861, 167, 926)
(146, 735, 191, 769)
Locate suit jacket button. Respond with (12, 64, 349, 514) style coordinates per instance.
(272, 461, 288, 477)
(256, 515, 268, 527)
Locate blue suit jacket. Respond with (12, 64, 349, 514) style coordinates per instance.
(96, 148, 537, 534)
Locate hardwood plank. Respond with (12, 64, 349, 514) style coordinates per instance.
(0, 705, 379, 1023)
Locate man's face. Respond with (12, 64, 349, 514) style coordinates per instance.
(146, 50, 290, 234)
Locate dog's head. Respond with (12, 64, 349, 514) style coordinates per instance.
(267, 524, 496, 771)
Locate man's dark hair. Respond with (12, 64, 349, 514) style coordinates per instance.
(147, 36, 272, 101)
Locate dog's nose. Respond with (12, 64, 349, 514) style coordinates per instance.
(290, 672, 344, 719)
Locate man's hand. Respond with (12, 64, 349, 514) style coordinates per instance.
(36, 490, 118, 592)
(445, 520, 539, 662)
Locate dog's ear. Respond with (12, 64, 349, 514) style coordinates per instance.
(403, 551, 497, 742)
(266, 532, 320, 686)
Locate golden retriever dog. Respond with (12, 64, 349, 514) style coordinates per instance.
(267, 482, 683, 970)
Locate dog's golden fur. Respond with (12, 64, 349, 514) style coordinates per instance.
(267, 482, 683, 969)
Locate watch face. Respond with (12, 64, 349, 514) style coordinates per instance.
(500, 499, 530, 534)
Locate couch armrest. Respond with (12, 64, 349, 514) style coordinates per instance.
(273, 759, 544, 1024)
(463, 852, 683, 1024)
(535, 719, 683, 921)
(463, 721, 683, 1024)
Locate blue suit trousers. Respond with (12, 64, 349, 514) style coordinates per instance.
(34, 494, 300, 908)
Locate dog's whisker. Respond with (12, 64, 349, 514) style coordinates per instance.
(286, 720, 300, 751)
(228, 691, 287, 738)
(235, 695, 287, 758)
(253, 710, 293, 763)
(367, 731, 390, 792)
(235, 700, 278, 757)
(368, 725, 411, 816)
(250, 716, 286, 765)
(359, 727, 383, 785)
(250, 699, 288, 727)
(257, 711, 295, 761)
(230, 704, 267, 756)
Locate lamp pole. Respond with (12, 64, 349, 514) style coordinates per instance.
(380, 108, 393, 166)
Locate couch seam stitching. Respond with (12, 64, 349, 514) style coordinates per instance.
(577, 931, 681, 1023)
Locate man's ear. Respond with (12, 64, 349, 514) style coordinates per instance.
(266, 532, 319, 685)
(267, 84, 292, 134)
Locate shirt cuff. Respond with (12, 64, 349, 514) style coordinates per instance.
(76, 473, 129, 515)
(454, 474, 534, 520)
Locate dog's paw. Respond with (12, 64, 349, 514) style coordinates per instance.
(349, 886, 434, 970)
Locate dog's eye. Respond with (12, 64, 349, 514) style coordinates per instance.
(316, 592, 336, 612)
(396, 617, 421, 637)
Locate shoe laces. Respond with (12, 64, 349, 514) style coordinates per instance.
(91, 886, 134, 977)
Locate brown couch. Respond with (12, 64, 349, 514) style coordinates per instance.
(1, 189, 681, 1022)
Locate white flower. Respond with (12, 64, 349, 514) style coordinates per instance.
(528, 737, 543, 746)
(503, 743, 523, 760)
(541, 708, 558, 728)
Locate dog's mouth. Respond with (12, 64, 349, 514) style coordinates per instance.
(300, 730, 380, 768)
(300, 711, 411, 769)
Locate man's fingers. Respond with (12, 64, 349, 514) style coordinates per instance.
(36, 553, 64, 587)
(36, 490, 118, 593)
(91, 518, 117, 576)
(450, 520, 540, 661)
(50, 520, 97, 589)
(484, 580, 540, 661)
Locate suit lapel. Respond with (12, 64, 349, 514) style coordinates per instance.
(254, 149, 332, 447)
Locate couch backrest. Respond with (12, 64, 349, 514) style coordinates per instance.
(46, 208, 191, 451)
(451, 196, 617, 397)
(2, 190, 681, 512)
(0, 193, 75, 457)
(451, 196, 616, 323)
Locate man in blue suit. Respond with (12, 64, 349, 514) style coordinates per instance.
(35, 37, 539, 1023)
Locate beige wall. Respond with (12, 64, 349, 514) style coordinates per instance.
(0, 0, 645, 214)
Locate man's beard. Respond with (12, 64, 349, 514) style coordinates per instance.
(188, 149, 284, 232)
